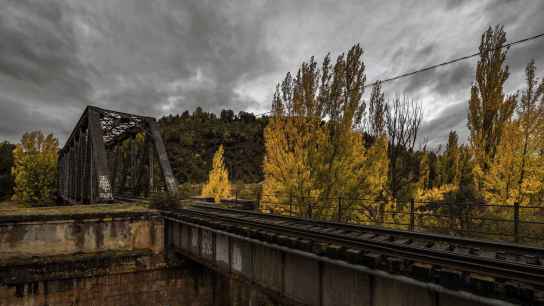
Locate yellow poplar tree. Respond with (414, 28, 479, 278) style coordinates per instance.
(201, 145, 232, 202)
(12, 131, 59, 206)
(516, 60, 544, 205)
(357, 135, 392, 223)
(479, 60, 544, 206)
(468, 25, 516, 179)
(262, 44, 382, 221)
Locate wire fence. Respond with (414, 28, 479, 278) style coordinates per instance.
(192, 187, 544, 247)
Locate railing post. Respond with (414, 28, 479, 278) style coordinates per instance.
(288, 192, 293, 216)
(514, 202, 520, 243)
(337, 197, 342, 222)
(235, 190, 239, 203)
(465, 202, 471, 235)
(409, 199, 415, 232)
(256, 189, 261, 211)
(448, 202, 454, 233)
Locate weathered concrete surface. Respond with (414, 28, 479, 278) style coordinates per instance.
(322, 263, 371, 306)
(0, 250, 166, 286)
(284, 253, 320, 305)
(167, 219, 509, 306)
(0, 205, 286, 306)
(0, 259, 284, 306)
(0, 204, 163, 260)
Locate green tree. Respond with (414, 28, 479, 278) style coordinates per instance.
(12, 131, 59, 205)
(201, 145, 232, 202)
(0, 141, 15, 199)
(159, 109, 267, 183)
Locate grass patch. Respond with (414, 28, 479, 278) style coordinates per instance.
(0, 202, 153, 219)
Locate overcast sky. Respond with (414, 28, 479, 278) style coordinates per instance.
(1, 0, 543, 147)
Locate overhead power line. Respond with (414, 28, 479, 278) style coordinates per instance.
(364, 31, 544, 88)
(255, 31, 544, 117)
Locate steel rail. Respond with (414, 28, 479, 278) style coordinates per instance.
(170, 206, 544, 288)
(189, 202, 544, 256)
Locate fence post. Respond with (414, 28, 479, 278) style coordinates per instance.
(288, 192, 293, 216)
(409, 199, 415, 232)
(337, 197, 343, 222)
(465, 202, 471, 235)
(514, 202, 520, 243)
(256, 189, 261, 211)
(235, 190, 239, 203)
(448, 202, 454, 233)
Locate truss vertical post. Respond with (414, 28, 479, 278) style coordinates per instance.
(74, 135, 81, 201)
(148, 142, 154, 193)
(88, 108, 113, 202)
(81, 130, 87, 202)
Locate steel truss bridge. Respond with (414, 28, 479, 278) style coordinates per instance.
(58, 106, 178, 203)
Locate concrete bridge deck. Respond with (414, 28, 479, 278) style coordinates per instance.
(164, 203, 544, 306)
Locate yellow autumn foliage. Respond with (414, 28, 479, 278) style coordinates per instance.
(201, 145, 232, 203)
(12, 131, 59, 206)
(262, 45, 393, 222)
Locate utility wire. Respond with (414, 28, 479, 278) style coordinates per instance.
(255, 31, 544, 117)
(364, 31, 544, 88)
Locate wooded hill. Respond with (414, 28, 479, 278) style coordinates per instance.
(159, 107, 268, 184)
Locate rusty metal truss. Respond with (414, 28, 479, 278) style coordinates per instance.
(58, 106, 178, 203)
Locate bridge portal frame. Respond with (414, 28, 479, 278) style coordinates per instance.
(58, 106, 178, 203)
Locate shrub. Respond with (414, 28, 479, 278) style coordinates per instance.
(12, 131, 58, 206)
(149, 191, 179, 209)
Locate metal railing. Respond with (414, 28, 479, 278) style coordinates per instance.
(206, 191, 544, 246)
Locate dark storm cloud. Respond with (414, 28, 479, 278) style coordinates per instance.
(0, 96, 68, 141)
(80, 0, 278, 117)
(0, 0, 278, 143)
(481, 0, 544, 89)
(0, 0, 543, 146)
(0, 0, 92, 104)
(403, 62, 473, 96)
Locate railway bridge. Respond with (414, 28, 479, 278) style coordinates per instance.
(163, 203, 544, 306)
(58, 107, 544, 306)
(58, 106, 178, 203)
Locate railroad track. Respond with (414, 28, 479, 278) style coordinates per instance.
(164, 203, 544, 304)
(190, 202, 544, 258)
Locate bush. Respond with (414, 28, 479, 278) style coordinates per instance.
(12, 131, 58, 206)
(0, 141, 15, 199)
(177, 183, 200, 199)
(149, 191, 179, 209)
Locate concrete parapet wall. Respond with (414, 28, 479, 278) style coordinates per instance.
(0, 205, 163, 260)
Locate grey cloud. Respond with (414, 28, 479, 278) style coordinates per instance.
(419, 101, 468, 147)
(1, 0, 542, 147)
(402, 62, 473, 96)
(76, 0, 278, 119)
(0, 97, 68, 142)
(445, 0, 470, 10)
(483, 0, 544, 79)
(0, 0, 92, 104)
